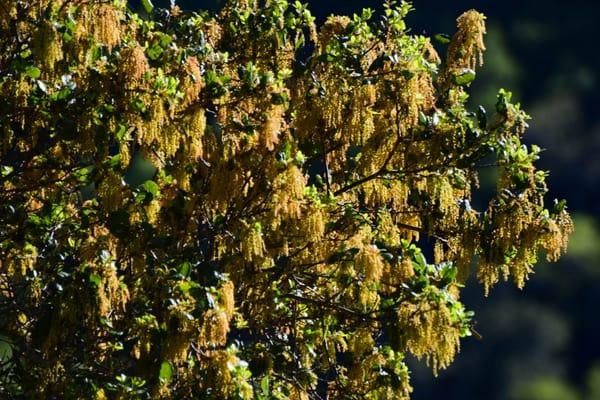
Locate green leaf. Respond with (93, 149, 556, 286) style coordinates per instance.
(260, 376, 270, 395)
(158, 32, 172, 48)
(146, 43, 163, 60)
(553, 199, 567, 214)
(115, 124, 127, 141)
(434, 33, 451, 44)
(453, 68, 476, 85)
(496, 89, 511, 114)
(132, 98, 146, 113)
(24, 66, 41, 79)
(0, 335, 13, 364)
(106, 154, 122, 169)
(159, 361, 173, 383)
(141, 0, 154, 14)
(178, 281, 192, 294)
(89, 274, 102, 288)
(178, 262, 191, 277)
(413, 252, 427, 271)
(294, 150, 306, 166)
(141, 180, 160, 198)
(1, 165, 14, 177)
(20, 48, 32, 59)
(438, 262, 457, 285)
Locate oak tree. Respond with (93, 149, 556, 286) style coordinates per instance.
(0, 0, 572, 398)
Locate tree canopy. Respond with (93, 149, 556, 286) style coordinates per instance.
(0, 0, 572, 398)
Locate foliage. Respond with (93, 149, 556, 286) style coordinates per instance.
(0, 0, 572, 398)
(510, 365, 600, 400)
(512, 377, 579, 400)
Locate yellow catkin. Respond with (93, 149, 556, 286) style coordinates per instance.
(121, 45, 149, 84)
(163, 331, 189, 363)
(289, 388, 310, 400)
(95, 388, 107, 400)
(241, 223, 265, 262)
(398, 299, 460, 375)
(377, 210, 400, 246)
(136, 97, 167, 150)
(453, 10, 487, 69)
(204, 19, 223, 47)
(78, 3, 122, 51)
(188, 107, 206, 158)
(347, 84, 376, 144)
(440, 10, 486, 90)
(0, 2, 16, 30)
(319, 16, 350, 52)
(132, 315, 158, 360)
(450, 227, 478, 282)
(273, 165, 306, 219)
(97, 171, 125, 212)
(202, 350, 252, 398)
(433, 241, 444, 264)
(96, 261, 129, 317)
(163, 303, 197, 362)
(181, 56, 204, 107)
(322, 90, 344, 131)
(145, 199, 161, 224)
(220, 281, 235, 319)
(543, 214, 574, 262)
(417, 72, 437, 112)
(398, 212, 421, 243)
(400, 75, 420, 128)
(423, 40, 441, 65)
(263, 105, 283, 150)
(34, 21, 63, 74)
(304, 206, 325, 239)
(356, 245, 384, 284)
(160, 123, 181, 159)
(199, 310, 230, 348)
(349, 328, 374, 360)
(358, 285, 380, 311)
(399, 257, 415, 281)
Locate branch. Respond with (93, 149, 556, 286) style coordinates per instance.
(283, 293, 376, 322)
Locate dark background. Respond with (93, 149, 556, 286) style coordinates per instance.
(144, 1, 600, 398)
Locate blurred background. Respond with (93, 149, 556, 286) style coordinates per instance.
(143, 1, 600, 398)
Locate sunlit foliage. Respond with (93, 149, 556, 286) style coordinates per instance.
(0, 0, 572, 398)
